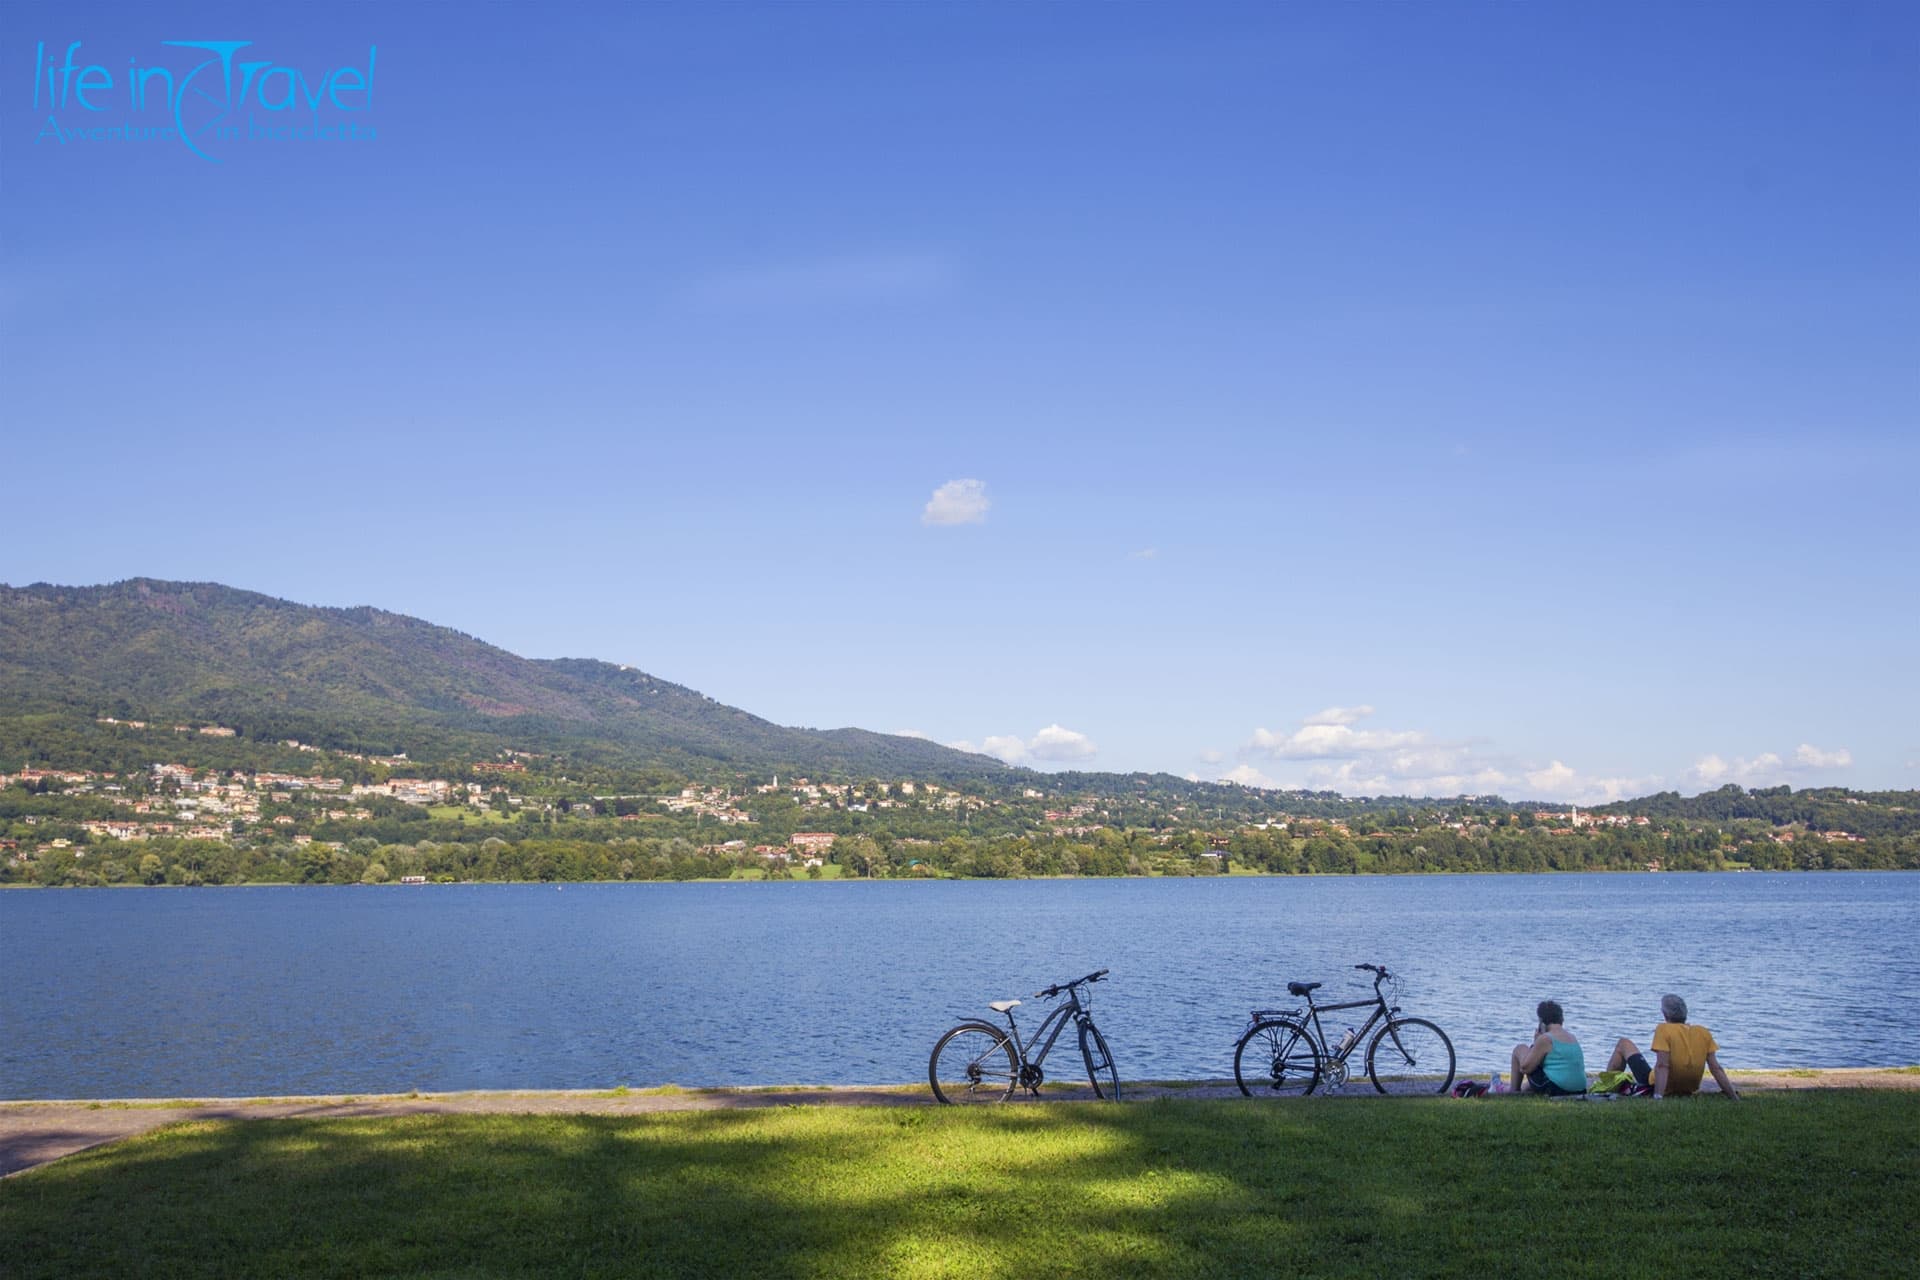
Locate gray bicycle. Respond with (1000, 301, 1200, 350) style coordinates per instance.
(1235, 962, 1455, 1096)
(929, 968, 1119, 1104)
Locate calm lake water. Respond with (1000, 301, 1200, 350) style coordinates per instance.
(3, 873, 1915, 1099)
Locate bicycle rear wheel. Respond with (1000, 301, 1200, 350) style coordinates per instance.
(1079, 1020, 1120, 1101)
(1366, 1017, 1455, 1095)
(929, 1022, 1018, 1105)
(1234, 1019, 1320, 1097)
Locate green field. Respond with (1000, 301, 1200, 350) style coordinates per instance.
(728, 862, 846, 880)
(3, 1093, 1913, 1278)
(423, 805, 514, 824)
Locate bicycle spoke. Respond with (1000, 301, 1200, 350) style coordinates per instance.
(1366, 1017, 1455, 1095)
(1235, 1019, 1319, 1097)
(930, 1025, 1019, 1104)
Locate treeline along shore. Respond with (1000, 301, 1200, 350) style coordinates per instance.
(5, 748, 1915, 887)
(5, 582, 1915, 886)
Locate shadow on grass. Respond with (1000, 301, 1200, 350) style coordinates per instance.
(1, 1094, 1915, 1278)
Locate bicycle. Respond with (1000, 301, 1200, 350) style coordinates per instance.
(1234, 962, 1455, 1096)
(929, 968, 1120, 1104)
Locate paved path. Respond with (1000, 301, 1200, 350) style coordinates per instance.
(3, 1070, 1911, 1179)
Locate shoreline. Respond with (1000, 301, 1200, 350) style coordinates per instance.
(5, 1069, 1915, 1178)
(5, 865, 1918, 891)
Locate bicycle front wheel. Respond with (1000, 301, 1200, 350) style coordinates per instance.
(930, 1022, 1018, 1105)
(1234, 1019, 1320, 1097)
(1079, 1020, 1120, 1101)
(1366, 1017, 1455, 1095)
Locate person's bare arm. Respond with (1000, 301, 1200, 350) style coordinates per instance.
(1653, 1049, 1671, 1098)
(1517, 1033, 1551, 1075)
(1706, 1051, 1740, 1099)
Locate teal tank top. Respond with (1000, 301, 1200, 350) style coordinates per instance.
(1543, 1037, 1587, 1092)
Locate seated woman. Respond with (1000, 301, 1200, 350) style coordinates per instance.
(1510, 999, 1586, 1096)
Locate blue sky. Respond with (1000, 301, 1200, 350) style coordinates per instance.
(4, 2, 1916, 800)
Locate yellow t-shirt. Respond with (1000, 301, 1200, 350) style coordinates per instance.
(1652, 1022, 1719, 1096)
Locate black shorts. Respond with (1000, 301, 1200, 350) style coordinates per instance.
(1624, 1052, 1651, 1087)
(1526, 1066, 1584, 1096)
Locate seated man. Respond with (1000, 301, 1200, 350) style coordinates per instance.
(1605, 993, 1741, 1099)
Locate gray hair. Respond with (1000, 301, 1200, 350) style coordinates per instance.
(1661, 993, 1688, 1023)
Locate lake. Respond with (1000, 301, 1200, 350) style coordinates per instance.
(2, 872, 1915, 1099)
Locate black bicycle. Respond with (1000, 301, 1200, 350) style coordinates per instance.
(1234, 963, 1455, 1096)
(929, 969, 1119, 1104)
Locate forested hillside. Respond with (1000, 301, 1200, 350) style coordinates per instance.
(0, 580, 1007, 782)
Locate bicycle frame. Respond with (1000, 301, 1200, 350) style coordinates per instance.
(1236, 964, 1454, 1098)
(998, 987, 1092, 1080)
(930, 967, 1117, 1105)
(1302, 994, 1391, 1064)
(1258, 974, 1398, 1065)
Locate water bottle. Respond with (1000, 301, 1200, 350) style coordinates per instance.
(1335, 1026, 1357, 1056)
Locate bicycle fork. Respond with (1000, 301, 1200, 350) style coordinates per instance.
(1077, 1014, 1112, 1074)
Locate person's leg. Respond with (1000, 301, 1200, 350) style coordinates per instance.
(1607, 1037, 1640, 1072)
(1623, 1052, 1651, 1087)
(1511, 1044, 1532, 1092)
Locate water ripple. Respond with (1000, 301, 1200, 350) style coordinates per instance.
(0, 872, 1914, 1098)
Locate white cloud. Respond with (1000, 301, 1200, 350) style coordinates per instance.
(1230, 707, 1865, 805)
(981, 734, 1031, 763)
(922, 478, 990, 526)
(1304, 705, 1375, 727)
(1793, 743, 1852, 769)
(1220, 764, 1278, 788)
(1688, 743, 1854, 788)
(1238, 706, 1466, 793)
(1293, 759, 1520, 799)
(1690, 754, 1730, 784)
(1230, 706, 1661, 803)
(1525, 761, 1577, 792)
(689, 251, 952, 310)
(951, 724, 1098, 766)
(1245, 720, 1423, 759)
(1028, 724, 1098, 762)
(1688, 752, 1783, 785)
(1574, 776, 1657, 804)
(1128, 548, 1158, 560)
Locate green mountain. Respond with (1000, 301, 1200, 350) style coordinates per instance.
(0, 579, 1011, 782)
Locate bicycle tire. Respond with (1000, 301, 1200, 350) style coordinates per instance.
(1365, 1017, 1455, 1095)
(1079, 1020, 1120, 1101)
(1233, 1018, 1321, 1097)
(929, 1022, 1018, 1105)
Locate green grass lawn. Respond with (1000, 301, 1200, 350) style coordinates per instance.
(423, 805, 513, 824)
(3, 1093, 1913, 1278)
(728, 863, 846, 881)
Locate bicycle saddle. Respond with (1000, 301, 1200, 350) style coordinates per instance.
(1287, 981, 1321, 996)
(989, 1000, 1021, 1013)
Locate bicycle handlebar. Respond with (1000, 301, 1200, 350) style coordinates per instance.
(1036, 968, 1110, 998)
(1354, 963, 1391, 981)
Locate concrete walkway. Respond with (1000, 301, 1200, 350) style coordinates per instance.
(4, 1069, 1911, 1179)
